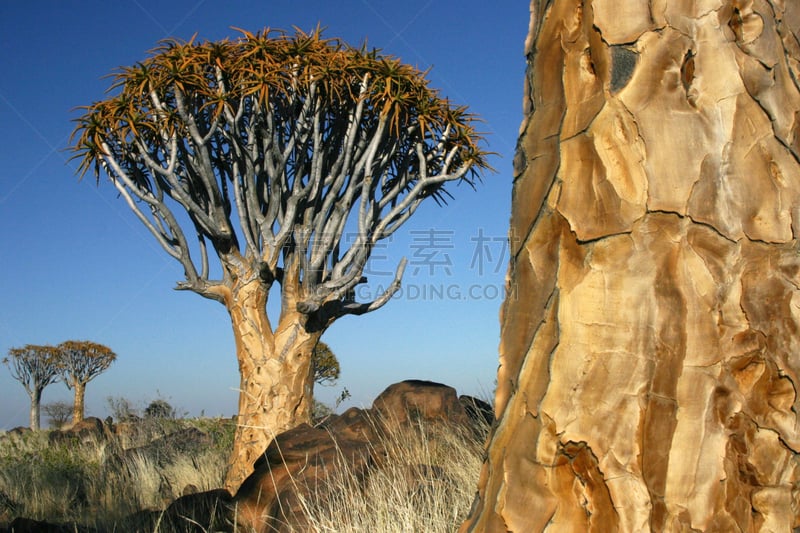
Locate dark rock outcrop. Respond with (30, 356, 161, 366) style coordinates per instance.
(4, 427, 30, 439)
(1, 517, 90, 533)
(48, 417, 111, 446)
(118, 489, 232, 533)
(233, 379, 478, 532)
(136, 427, 212, 461)
(459, 395, 494, 429)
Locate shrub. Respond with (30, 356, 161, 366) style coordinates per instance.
(42, 402, 73, 429)
(144, 399, 176, 419)
(106, 396, 140, 421)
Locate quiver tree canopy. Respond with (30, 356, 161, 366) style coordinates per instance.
(69, 27, 490, 493)
(70, 27, 490, 319)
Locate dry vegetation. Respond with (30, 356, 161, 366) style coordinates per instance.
(0, 417, 232, 529)
(0, 414, 486, 532)
(295, 420, 486, 532)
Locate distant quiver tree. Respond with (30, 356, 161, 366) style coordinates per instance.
(70, 27, 490, 491)
(57, 340, 117, 424)
(4, 344, 61, 430)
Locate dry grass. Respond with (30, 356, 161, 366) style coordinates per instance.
(0, 414, 487, 532)
(0, 418, 232, 530)
(296, 419, 486, 533)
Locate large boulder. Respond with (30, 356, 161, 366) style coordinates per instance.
(373, 380, 471, 430)
(233, 380, 476, 532)
(235, 421, 378, 531)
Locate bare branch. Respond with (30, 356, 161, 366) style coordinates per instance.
(341, 258, 407, 316)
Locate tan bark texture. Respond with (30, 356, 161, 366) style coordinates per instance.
(221, 264, 322, 494)
(463, 1, 800, 531)
(72, 382, 86, 425)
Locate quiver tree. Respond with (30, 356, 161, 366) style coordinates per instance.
(70, 27, 489, 491)
(464, 1, 800, 531)
(57, 340, 117, 424)
(3, 345, 61, 430)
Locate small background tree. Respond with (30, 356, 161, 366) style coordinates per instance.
(310, 341, 350, 421)
(311, 341, 340, 387)
(71, 27, 490, 491)
(4, 345, 61, 430)
(42, 401, 73, 429)
(57, 340, 117, 424)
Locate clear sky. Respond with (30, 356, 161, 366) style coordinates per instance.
(0, 1, 527, 429)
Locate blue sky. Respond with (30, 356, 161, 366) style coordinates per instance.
(0, 1, 526, 429)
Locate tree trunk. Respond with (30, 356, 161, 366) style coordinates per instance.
(30, 388, 42, 431)
(464, 1, 800, 531)
(72, 381, 86, 424)
(222, 275, 321, 494)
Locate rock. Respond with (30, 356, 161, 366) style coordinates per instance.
(319, 406, 382, 443)
(372, 380, 471, 430)
(459, 395, 494, 429)
(462, 2, 800, 532)
(118, 489, 231, 532)
(234, 380, 474, 532)
(48, 417, 110, 446)
(112, 417, 171, 449)
(115, 426, 212, 470)
(235, 421, 378, 532)
(3, 517, 88, 532)
(145, 427, 212, 456)
(5, 427, 30, 438)
(163, 488, 232, 532)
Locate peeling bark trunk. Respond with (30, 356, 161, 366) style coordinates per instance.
(72, 382, 86, 424)
(222, 271, 321, 494)
(30, 388, 42, 431)
(464, 1, 800, 531)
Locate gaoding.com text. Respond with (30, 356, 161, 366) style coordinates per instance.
(354, 283, 509, 302)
